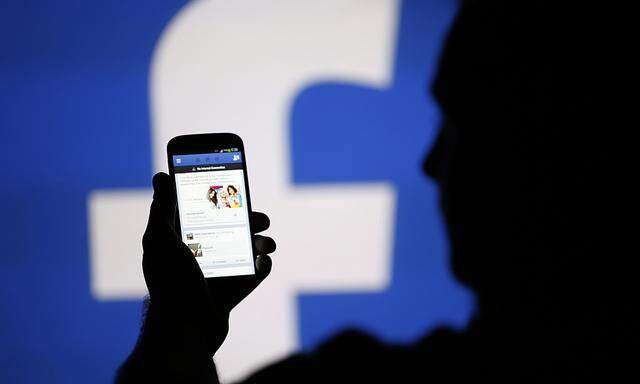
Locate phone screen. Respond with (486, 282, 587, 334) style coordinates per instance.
(172, 150, 255, 278)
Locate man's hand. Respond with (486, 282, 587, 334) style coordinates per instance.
(117, 172, 275, 383)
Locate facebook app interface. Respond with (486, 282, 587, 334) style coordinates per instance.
(173, 151, 255, 278)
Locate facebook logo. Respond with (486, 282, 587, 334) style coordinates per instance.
(1, 1, 473, 382)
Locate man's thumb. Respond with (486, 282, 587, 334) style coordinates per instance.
(148, 172, 176, 230)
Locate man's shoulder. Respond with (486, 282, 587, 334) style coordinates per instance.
(241, 327, 469, 383)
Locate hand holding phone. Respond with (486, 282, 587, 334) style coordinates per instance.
(165, 133, 276, 316)
(117, 135, 275, 381)
(142, 172, 274, 331)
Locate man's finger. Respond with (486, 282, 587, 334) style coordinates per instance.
(253, 235, 276, 254)
(255, 254, 272, 278)
(250, 211, 270, 233)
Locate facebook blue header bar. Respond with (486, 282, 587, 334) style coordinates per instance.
(173, 152, 242, 167)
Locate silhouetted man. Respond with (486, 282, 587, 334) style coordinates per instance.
(117, 1, 620, 382)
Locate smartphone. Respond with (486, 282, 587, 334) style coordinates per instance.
(167, 133, 256, 278)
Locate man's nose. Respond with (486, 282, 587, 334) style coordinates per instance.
(423, 122, 446, 181)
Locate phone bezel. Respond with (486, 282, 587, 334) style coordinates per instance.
(167, 133, 257, 281)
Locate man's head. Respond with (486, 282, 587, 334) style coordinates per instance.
(424, 1, 554, 308)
